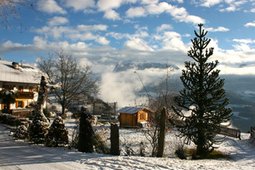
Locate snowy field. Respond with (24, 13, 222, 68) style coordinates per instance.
(1, 121, 255, 170)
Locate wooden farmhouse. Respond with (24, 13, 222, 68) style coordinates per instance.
(118, 106, 154, 128)
(0, 60, 42, 115)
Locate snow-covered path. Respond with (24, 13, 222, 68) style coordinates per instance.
(0, 123, 255, 170)
(0, 124, 90, 170)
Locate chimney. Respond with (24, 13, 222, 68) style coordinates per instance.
(12, 62, 20, 69)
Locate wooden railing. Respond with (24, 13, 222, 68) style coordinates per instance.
(169, 118, 241, 139)
(250, 127, 255, 143)
(11, 108, 33, 117)
(16, 92, 34, 99)
(219, 126, 241, 140)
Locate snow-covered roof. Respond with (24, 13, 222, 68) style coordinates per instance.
(0, 60, 41, 84)
(118, 107, 143, 114)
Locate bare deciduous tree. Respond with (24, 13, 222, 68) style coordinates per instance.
(0, 0, 34, 28)
(38, 52, 98, 115)
(138, 67, 178, 157)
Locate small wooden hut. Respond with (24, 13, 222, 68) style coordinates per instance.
(118, 106, 153, 128)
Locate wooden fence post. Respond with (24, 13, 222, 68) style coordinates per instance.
(111, 123, 120, 155)
(157, 107, 166, 157)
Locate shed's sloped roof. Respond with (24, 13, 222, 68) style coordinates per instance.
(118, 106, 144, 114)
(0, 60, 41, 84)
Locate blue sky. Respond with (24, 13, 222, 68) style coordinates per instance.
(0, 0, 255, 76)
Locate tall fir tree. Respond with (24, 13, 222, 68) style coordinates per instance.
(173, 24, 232, 158)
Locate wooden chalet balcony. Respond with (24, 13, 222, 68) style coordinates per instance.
(11, 108, 33, 117)
(16, 91, 34, 99)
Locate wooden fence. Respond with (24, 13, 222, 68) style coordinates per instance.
(250, 126, 255, 144)
(219, 126, 241, 140)
(169, 118, 241, 139)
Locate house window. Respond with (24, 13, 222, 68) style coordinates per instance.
(139, 112, 147, 121)
(29, 86, 33, 92)
(18, 86, 24, 92)
(16, 101, 24, 108)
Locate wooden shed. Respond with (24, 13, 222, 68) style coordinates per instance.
(118, 106, 153, 128)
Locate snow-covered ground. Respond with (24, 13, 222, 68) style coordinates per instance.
(0, 121, 255, 170)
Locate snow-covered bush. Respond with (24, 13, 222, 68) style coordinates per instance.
(93, 133, 110, 154)
(0, 113, 22, 126)
(14, 124, 29, 139)
(28, 111, 49, 144)
(175, 144, 186, 159)
(45, 116, 68, 147)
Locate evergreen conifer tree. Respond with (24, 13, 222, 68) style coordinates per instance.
(173, 24, 232, 158)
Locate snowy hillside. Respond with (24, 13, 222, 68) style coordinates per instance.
(113, 61, 179, 72)
(1, 123, 255, 170)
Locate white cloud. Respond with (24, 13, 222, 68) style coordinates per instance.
(69, 32, 97, 41)
(126, 7, 146, 17)
(233, 38, 255, 44)
(231, 39, 255, 52)
(97, 0, 203, 24)
(146, 3, 167, 14)
(104, 9, 121, 20)
(125, 37, 154, 51)
(160, 31, 187, 52)
(212, 38, 255, 67)
(218, 65, 255, 75)
(206, 26, 230, 32)
(107, 32, 129, 40)
(167, 4, 205, 24)
(33, 37, 90, 53)
(156, 24, 172, 32)
(183, 15, 205, 24)
(199, 0, 222, 7)
(195, 0, 249, 12)
(141, 0, 159, 5)
(146, 2, 205, 24)
(245, 21, 255, 27)
(97, 0, 137, 11)
(37, 0, 66, 14)
(136, 30, 149, 38)
(48, 16, 69, 26)
(2, 33, 255, 84)
(250, 8, 255, 13)
(34, 24, 109, 46)
(173, 0, 184, 3)
(97, 0, 137, 20)
(220, 6, 237, 12)
(34, 26, 73, 39)
(97, 0, 123, 11)
(220, 0, 247, 12)
(96, 37, 110, 45)
(0, 40, 30, 51)
(77, 24, 108, 31)
(33, 36, 48, 49)
(63, 0, 95, 11)
(100, 71, 146, 107)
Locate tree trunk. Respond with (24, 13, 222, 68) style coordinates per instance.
(6, 102, 11, 113)
(110, 123, 120, 155)
(61, 104, 65, 116)
(196, 130, 208, 158)
(157, 107, 166, 157)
